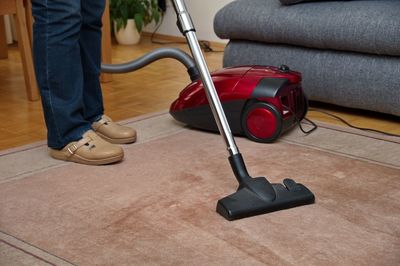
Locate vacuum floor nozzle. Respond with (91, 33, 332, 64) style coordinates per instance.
(217, 178, 315, 220)
(216, 153, 315, 221)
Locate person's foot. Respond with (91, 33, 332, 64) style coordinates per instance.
(92, 115, 137, 144)
(49, 130, 124, 165)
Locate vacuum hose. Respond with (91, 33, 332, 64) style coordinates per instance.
(101, 47, 200, 82)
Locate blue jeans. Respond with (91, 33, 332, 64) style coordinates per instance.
(32, 0, 106, 149)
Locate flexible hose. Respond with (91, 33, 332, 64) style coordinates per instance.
(101, 47, 200, 81)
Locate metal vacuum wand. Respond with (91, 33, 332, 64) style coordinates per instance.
(170, 0, 315, 221)
(171, 0, 239, 156)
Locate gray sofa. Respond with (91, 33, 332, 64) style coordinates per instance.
(214, 0, 400, 116)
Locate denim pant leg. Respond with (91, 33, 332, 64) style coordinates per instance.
(32, 0, 91, 149)
(80, 0, 106, 123)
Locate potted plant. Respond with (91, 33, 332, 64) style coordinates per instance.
(110, 0, 161, 45)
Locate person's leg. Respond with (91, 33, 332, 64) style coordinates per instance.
(32, 0, 124, 165)
(80, 0, 137, 144)
(80, 0, 105, 123)
(32, 0, 91, 149)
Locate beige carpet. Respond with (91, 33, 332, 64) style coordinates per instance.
(1, 112, 399, 266)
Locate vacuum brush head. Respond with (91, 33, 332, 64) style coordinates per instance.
(216, 153, 315, 221)
(216, 178, 315, 221)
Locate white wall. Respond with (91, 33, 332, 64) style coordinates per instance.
(3, 15, 15, 44)
(144, 0, 235, 43)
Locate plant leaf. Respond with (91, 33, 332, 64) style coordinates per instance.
(109, 0, 162, 32)
(134, 13, 144, 33)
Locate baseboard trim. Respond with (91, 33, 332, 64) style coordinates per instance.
(142, 32, 227, 51)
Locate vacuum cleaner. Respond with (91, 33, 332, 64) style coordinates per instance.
(170, 65, 309, 143)
(102, 0, 315, 221)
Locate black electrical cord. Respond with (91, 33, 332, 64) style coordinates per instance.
(199, 41, 224, 53)
(308, 108, 400, 138)
(282, 104, 318, 135)
(299, 117, 319, 134)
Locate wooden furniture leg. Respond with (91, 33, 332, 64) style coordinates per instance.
(14, 0, 39, 100)
(0, 15, 8, 59)
(24, 0, 33, 44)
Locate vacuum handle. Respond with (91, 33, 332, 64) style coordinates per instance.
(171, 0, 239, 156)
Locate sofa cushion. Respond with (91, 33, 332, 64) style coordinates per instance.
(214, 0, 400, 56)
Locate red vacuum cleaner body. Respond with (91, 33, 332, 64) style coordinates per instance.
(170, 65, 308, 142)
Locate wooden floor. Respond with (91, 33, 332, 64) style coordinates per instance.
(0, 37, 399, 151)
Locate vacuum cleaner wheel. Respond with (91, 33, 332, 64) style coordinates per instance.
(241, 102, 282, 143)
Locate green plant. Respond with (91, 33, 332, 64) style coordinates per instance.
(110, 0, 161, 33)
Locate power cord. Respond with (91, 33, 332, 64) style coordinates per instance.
(282, 104, 318, 135)
(308, 108, 400, 138)
(198, 41, 224, 53)
(298, 117, 319, 134)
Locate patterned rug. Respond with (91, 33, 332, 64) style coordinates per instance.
(1, 112, 399, 265)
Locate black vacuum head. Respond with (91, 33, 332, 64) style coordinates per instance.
(217, 154, 315, 221)
(217, 178, 314, 221)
